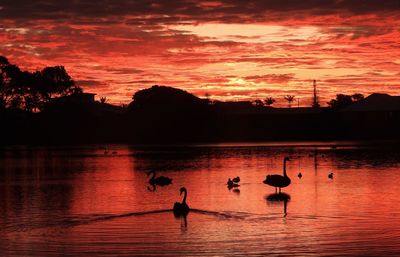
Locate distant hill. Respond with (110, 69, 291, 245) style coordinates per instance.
(126, 85, 213, 143)
(128, 85, 207, 113)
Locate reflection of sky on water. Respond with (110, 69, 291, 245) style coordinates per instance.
(1, 144, 400, 256)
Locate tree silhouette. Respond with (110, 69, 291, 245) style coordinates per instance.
(284, 95, 295, 108)
(0, 56, 80, 112)
(327, 94, 352, 109)
(327, 93, 364, 109)
(0, 63, 23, 109)
(264, 96, 276, 106)
(0, 56, 9, 66)
(351, 93, 364, 102)
(68, 86, 83, 95)
(100, 97, 107, 104)
(38, 66, 75, 100)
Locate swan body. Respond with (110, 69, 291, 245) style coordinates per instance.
(147, 170, 172, 186)
(328, 173, 333, 179)
(173, 187, 189, 216)
(298, 172, 302, 178)
(263, 157, 291, 193)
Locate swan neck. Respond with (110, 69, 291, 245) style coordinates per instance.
(182, 190, 187, 204)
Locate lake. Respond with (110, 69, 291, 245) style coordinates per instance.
(1, 143, 400, 256)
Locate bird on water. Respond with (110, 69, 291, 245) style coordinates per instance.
(263, 157, 291, 193)
(147, 170, 172, 186)
(328, 172, 333, 179)
(227, 178, 240, 189)
(298, 172, 302, 179)
(173, 187, 189, 216)
(232, 176, 240, 183)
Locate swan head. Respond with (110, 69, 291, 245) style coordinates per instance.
(284, 157, 290, 161)
(180, 187, 187, 195)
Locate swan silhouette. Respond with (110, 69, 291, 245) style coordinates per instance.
(147, 170, 172, 186)
(173, 187, 189, 216)
(328, 172, 333, 179)
(263, 157, 291, 193)
(298, 172, 302, 178)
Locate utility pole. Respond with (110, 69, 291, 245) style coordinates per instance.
(312, 80, 320, 108)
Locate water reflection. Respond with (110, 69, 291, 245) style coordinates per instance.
(232, 188, 240, 195)
(177, 214, 188, 232)
(147, 183, 157, 192)
(1, 143, 400, 256)
(265, 193, 291, 217)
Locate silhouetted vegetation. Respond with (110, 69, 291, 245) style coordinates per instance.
(1, 56, 400, 145)
(284, 95, 295, 108)
(327, 93, 364, 109)
(264, 96, 276, 106)
(100, 97, 107, 104)
(0, 56, 80, 112)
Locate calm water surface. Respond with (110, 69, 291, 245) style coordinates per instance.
(1, 143, 400, 256)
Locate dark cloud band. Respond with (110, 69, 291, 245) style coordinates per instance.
(1, 0, 399, 24)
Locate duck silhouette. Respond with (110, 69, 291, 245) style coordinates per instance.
(227, 178, 239, 189)
(232, 176, 240, 183)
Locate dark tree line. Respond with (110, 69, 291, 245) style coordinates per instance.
(251, 93, 364, 109)
(327, 93, 364, 109)
(0, 56, 81, 112)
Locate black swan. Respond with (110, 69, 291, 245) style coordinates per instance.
(147, 170, 172, 186)
(298, 172, 302, 178)
(328, 172, 333, 179)
(263, 157, 291, 193)
(173, 187, 189, 216)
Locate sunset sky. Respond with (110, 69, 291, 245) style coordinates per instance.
(1, 0, 399, 106)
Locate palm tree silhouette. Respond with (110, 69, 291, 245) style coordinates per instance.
(284, 95, 295, 108)
(264, 96, 275, 106)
